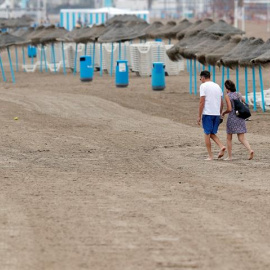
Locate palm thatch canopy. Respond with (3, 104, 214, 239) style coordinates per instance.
(72, 24, 109, 43)
(177, 18, 214, 40)
(29, 25, 56, 45)
(219, 37, 259, 68)
(251, 39, 270, 66)
(60, 27, 83, 42)
(98, 21, 147, 43)
(205, 20, 245, 36)
(105, 14, 146, 26)
(1, 15, 33, 28)
(0, 32, 26, 49)
(139, 21, 163, 39)
(166, 30, 204, 61)
(180, 32, 220, 59)
(204, 35, 242, 66)
(238, 38, 270, 67)
(40, 27, 68, 44)
(163, 19, 192, 39)
(149, 21, 176, 39)
(196, 34, 232, 65)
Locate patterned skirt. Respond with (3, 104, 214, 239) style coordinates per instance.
(226, 112, 247, 134)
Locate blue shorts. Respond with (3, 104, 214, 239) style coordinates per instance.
(202, 115, 220, 135)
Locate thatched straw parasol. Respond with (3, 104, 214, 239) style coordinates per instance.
(0, 32, 26, 49)
(176, 18, 214, 40)
(149, 21, 176, 39)
(29, 25, 56, 45)
(3, 15, 33, 28)
(205, 20, 245, 36)
(166, 29, 202, 61)
(163, 19, 192, 39)
(219, 37, 262, 68)
(204, 35, 242, 66)
(40, 27, 68, 44)
(251, 39, 270, 66)
(140, 21, 163, 39)
(180, 32, 220, 60)
(106, 14, 146, 26)
(238, 38, 270, 67)
(98, 21, 146, 43)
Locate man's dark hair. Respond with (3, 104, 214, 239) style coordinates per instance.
(200, 70, 211, 79)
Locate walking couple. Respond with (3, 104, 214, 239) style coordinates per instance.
(197, 70, 254, 161)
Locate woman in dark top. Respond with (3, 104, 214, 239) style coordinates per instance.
(222, 80, 254, 160)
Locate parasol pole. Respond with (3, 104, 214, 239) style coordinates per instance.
(110, 43, 114, 77)
(189, 59, 192, 94)
(226, 67, 230, 79)
(7, 47, 16, 83)
(212, 65, 216, 82)
(236, 65, 239, 92)
(93, 41, 96, 72)
(221, 65, 225, 95)
(85, 43, 87, 55)
(259, 65, 266, 112)
(61, 42, 66, 75)
(194, 59, 197, 95)
(40, 45, 43, 72)
(244, 66, 248, 103)
(100, 43, 103, 77)
(22, 46, 26, 72)
(73, 43, 78, 75)
(124, 42, 127, 60)
(168, 38, 171, 45)
(31, 47, 34, 65)
(51, 43, 57, 73)
(0, 54, 7, 82)
(15, 46, 19, 72)
(43, 46, 48, 72)
(118, 42, 121, 60)
(252, 65, 257, 111)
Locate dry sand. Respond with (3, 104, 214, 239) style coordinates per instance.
(0, 21, 270, 270)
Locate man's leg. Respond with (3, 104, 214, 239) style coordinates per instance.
(204, 134, 213, 160)
(210, 134, 226, 158)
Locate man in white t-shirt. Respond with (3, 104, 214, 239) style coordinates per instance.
(197, 70, 226, 160)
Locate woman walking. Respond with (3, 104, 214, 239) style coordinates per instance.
(222, 80, 254, 160)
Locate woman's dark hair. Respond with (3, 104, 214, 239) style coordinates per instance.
(224, 80, 236, 92)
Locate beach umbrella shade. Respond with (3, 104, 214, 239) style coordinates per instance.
(176, 18, 214, 40)
(0, 33, 26, 83)
(205, 20, 245, 36)
(205, 35, 242, 66)
(163, 19, 192, 40)
(140, 21, 164, 39)
(148, 21, 176, 39)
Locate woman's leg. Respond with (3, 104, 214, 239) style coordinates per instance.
(210, 134, 226, 158)
(225, 134, 233, 160)
(237, 133, 254, 160)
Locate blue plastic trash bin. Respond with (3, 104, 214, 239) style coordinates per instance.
(115, 60, 129, 87)
(80, 55, 93, 82)
(152, 62, 165, 91)
(27, 45, 37, 58)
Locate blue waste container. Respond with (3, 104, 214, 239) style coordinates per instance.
(152, 62, 165, 91)
(27, 45, 37, 58)
(80, 55, 93, 82)
(115, 60, 129, 87)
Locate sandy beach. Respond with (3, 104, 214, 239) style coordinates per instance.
(0, 21, 270, 269)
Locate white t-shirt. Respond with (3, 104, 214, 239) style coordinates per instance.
(200, 81, 223, 115)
